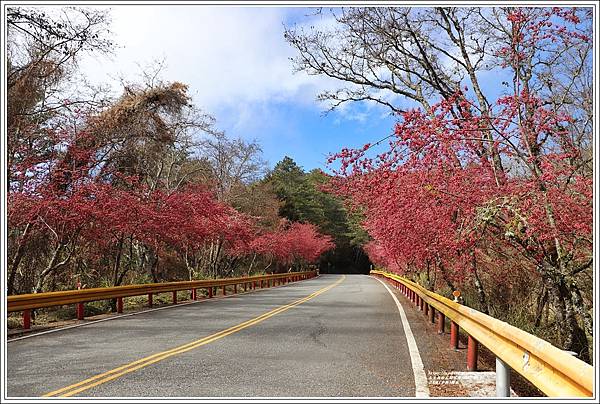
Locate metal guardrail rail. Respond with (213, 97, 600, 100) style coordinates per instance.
(371, 270, 594, 398)
(8, 271, 316, 329)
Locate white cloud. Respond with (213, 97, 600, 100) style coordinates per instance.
(79, 6, 337, 120)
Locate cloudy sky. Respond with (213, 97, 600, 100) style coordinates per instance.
(77, 5, 397, 171)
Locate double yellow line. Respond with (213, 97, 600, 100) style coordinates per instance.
(43, 275, 345, 397)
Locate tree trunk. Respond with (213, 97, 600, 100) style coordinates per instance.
(533, 285, 548, 328)
(7, 222, 31, 295)
(110, 236, 125, 312)
(437, 258, 455, 292)
(185, 249, 194, 281)
(34, 243, 65, 293)
(112, 236, 124, 286)
(471, 252, 489, 314)
(247, 253, 257, 277)
(150, 253, 159, 283)
(545, 273, 590, 363)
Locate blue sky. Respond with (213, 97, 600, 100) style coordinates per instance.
(76, 5, 516, 173)
(75, 6, 398, 173)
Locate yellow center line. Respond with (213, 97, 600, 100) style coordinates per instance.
(43, 275, 345, 397)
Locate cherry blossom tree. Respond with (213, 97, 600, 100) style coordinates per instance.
(326, 7, 592, 360)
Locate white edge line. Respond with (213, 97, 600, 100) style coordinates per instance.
(372, 276, 430, 398)
(7, 275, 320, 343)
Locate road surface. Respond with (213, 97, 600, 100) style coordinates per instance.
(7, 274, 424, 398)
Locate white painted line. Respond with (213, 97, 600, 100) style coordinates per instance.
(372, 276, 430, 397)
(7, 275, 320, 343)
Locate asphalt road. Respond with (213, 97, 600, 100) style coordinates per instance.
(6, 274, 419, 398)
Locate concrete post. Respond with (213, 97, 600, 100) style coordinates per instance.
(496, 357, 511, 397)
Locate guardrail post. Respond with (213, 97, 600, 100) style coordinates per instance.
(424, 302, 429, 316)
(76, 303, 84, 320)
(429, 306, 435, 323)
(244, 283, 248, 292)
(495, 357, 511, 397)
(438, 312, 445, 334)
(467, 335, 479, 371)
(253, 281, 257, 289)
(233, 284, 237, 294)
(148, 293, 153, 307)
(419, 297, 424, 311)
(222, 286, 227, 296)
(117, 297, 123, 313)
(23, 309, 31, 329)
(208, 287, 213, 298)
(191, 289, 196, 300)
(172, 291, 178, 304)
(450, 321, 459, 349)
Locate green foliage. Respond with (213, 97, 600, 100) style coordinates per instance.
(264, 157, 371, 273)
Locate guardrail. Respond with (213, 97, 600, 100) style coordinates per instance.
(9, 271, 317, 330)
(371, 270, 594, 398)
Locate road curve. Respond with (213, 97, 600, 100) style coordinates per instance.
(7, 274, 419, 398)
